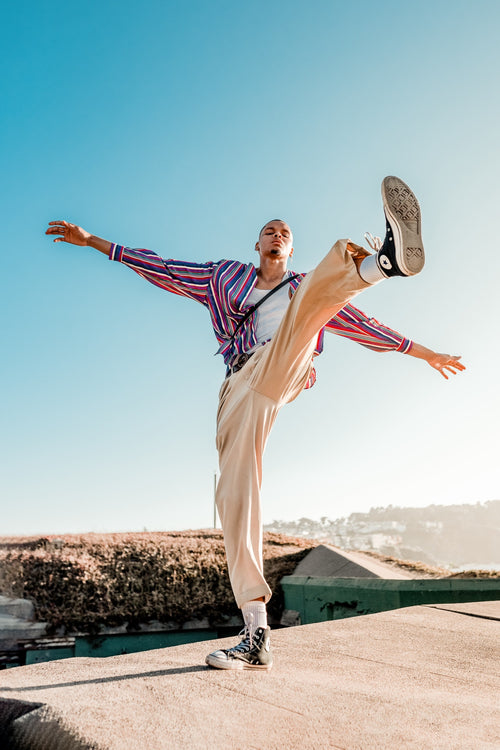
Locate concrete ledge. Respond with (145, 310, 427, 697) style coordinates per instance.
(0, 598, 35, 621)
(1, 604, 499, 749)
(292, 544, 411, 579)
(429, 601, 500, 620)
(0, 616, 48, 651)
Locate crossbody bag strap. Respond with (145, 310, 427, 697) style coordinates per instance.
(229, 273, 301, 343)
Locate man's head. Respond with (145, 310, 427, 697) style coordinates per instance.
(255, 219, 294, 263)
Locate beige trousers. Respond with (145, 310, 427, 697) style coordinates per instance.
(215, 240, 371, 607)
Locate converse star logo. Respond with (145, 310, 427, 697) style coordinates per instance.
(379, 255, 392, 270)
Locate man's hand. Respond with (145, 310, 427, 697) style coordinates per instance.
(407, 342, 466, 380)
(425, 352, 465, 380)
(46, 220, 91, 246)
(45, 221, 112, 255)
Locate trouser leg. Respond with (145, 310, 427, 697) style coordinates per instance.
(216, 239, 371, 608)
(215, 366, 278, 607)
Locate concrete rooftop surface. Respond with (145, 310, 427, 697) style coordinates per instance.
(0, 602, 499, 750)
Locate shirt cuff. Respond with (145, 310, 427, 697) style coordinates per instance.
(398, 338, 413, 353)
(109, 243, 125, 262)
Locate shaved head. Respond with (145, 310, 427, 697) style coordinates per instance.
(259, 219, 288, 238)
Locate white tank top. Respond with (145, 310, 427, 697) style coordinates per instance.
(246, 281, 291, 349)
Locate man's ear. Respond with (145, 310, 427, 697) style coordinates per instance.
(255, 241, 260, 252)
(289, 247, 294, 258)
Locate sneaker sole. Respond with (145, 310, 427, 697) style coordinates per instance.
(381, 176, 425, 276)
(205, 653, 273, 670)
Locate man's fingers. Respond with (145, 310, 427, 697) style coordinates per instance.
(46, 224, 66, 233)
(46, 222, 67, 241)
(46, 221, 73, 242)
(438, 362, 466, 378)
(47, 221, 69, 229)
(434, 355, 466, 376)
(447, 359, 466, 372)
(434, 359, 467, 379)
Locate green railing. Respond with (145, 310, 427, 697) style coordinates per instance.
(281, 576, 500, 624)
(20, 629, 219, 666)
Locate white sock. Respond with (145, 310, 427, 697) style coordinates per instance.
(359, 254, 385, 284)
(241, 601, 267, 630)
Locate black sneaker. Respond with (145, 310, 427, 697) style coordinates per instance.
(205, 626, 273, 670)
(377, 176, 425, 277)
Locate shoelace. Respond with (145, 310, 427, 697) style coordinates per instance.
(364, 232, 382, 252)
(230, 612, 255, 653)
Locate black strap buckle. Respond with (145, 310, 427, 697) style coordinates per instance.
(227, 352, 253, 377)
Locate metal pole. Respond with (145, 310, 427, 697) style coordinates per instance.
(213, 472, 218, 529)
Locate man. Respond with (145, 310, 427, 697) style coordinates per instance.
(46, 176, 464, 671)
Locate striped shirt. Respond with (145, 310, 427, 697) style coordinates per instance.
(109, 244, 412, 387)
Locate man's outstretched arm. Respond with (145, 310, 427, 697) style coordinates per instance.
(324, 304, 465, 380)
(45, 219, 218, 307)
(405, 343, 465, 380)
(46, 220, 111, 255)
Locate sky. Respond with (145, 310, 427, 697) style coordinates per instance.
(1, 0, 499, 536)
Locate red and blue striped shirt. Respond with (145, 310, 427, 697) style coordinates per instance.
(109, 244, 412, 386)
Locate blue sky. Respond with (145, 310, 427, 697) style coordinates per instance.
(2, 0, 499, 535)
